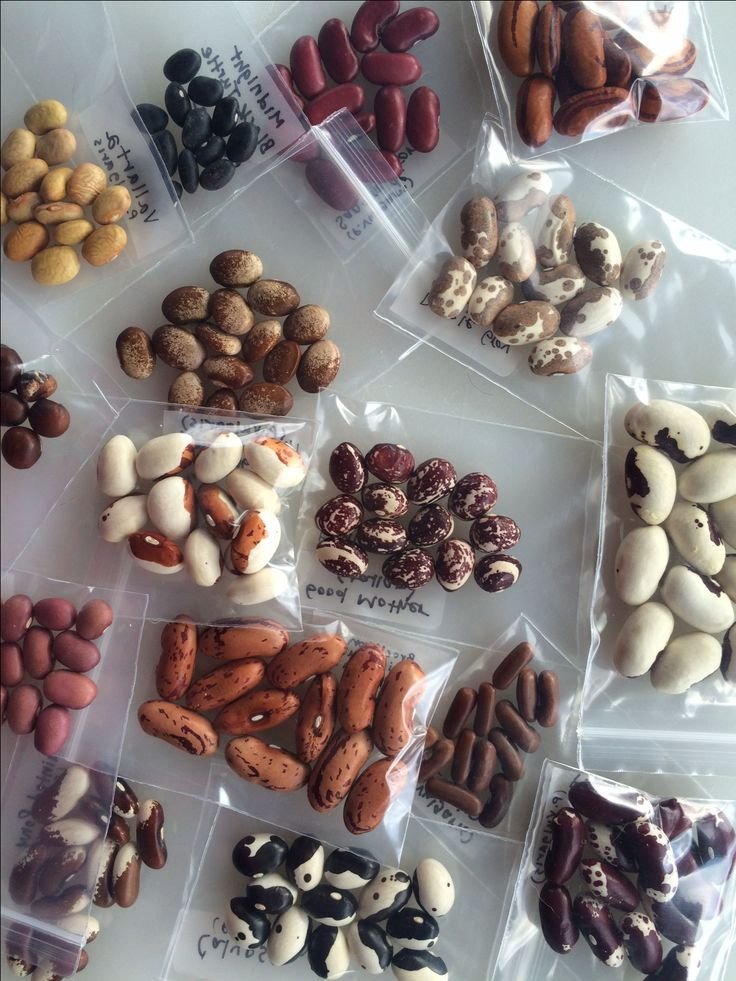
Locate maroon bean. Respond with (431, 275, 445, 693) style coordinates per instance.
(624, 818, 678, 904)
(490, 727, 524, 781)
(496, 698, 541, 753)
(418, 737, 453, 783)
(34, 704, 72, 756)
(694, 809, 736, 866)
(473, 682, 496, 737)
(677, 850, 700, 877)
(644, 895, 700, 945)
(42, 670, 97, 710)
(305, 157, 360, 211)
(467, 738, 496, 794)
(137, 799, 167, 869)
(516, 667, 537, 722)
(1, 593, 33, 642)
(381, 150, 403, 177)
(7, 682, 42, 733)
(492, 641, 534, 690)
(406, 86, 440, 152)
(318, 18, 359, 83)
(450, 728, 475, 786)
(1, 640, 24, 686)
(658, 798, 692, 840)
(536, 669, 560, 727)
(644, 942, 701, 981)
(291, 132, 321, 164)
(374, 85, 407, 153)
(114, 776, 140, 818)
(37, 846, 87, 898)
(289, 36, 327, 100)
(442, 686, 477, 740)
(539, 883, 578, 954)
(112, 842, 142, 908)
(361, 51, 422, 87)
(568, 774, 654, 825)
(1, 683, 7, 722)
(33, 597, 77, 631)
(271, 64, 304, 110)
(544, 807, 586, 884)
(305, 83, 365, 126)
(107, 812, 131, 844)
(573, 894, 625, 966)
(425, 777, 482, 818)
(350, 0, 400, 52)
(381, 7, 440, 52)
(75, 599, 114, 640)
(22, 626, 54, 679)
(53, 631, 100, 673)
(581, 858, 640, 911)
(479, 773, 514, 828)
(620, 911, 663, 975)
(354, 111, 376, 134)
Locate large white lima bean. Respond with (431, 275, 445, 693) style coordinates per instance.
(98, 494, 148, 543)
(624, 401, 710, 463)
(664, 502, 726, 576)
(613, 602, 675, 678)
(184, 528, 223, 587)
(660, 565, 734, 634)
(651, 633, 722, 693)
(97, 434, 137, 497)
(678, 452, 736, 504)
(711, 495, 736, 548)
(614, 526, 669, 606)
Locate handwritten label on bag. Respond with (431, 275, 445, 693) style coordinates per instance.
(414, 784, 476, 844)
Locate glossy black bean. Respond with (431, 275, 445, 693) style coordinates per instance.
(164, 48, 202, 84)
(135, 103, 168, 135)
(212, 96, 241, 136)
(188, 75, 224, 106)
(178, 149, 199, 194)
(152, 130, 178, 176)
(199, 158, 235, 191)
(182, 108, 211, 150)
(165, 82, 191, 127)
(195, 134, 226, 166)
(226, 121, 259, 163)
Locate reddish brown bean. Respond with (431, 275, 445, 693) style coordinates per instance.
(496, 699, 541, 753)
(272, 64, 305, 110)
(34, 704, 72, 755)
(516, 667, 537, 723)
(1, 641, 24, 686)
(107, 812, 131, 844)
(137, 799, 167, 870)
(22, 626, 54, 679)
(443, 686, 477, 740)
(289, 36, 327, 100)
(1, 594, 33, 642)
(305, 83, 365, 126)
(361, 51, 422, 86)
(406, 86, 440, 152)
(75, 599, 114, 640)
(418, 737, 454, 783)
(306, 157, 359, 211)
(318, 18, 359, 83)
(381, 7, 440, 52)
(467, 738, 497, 794)
(493, 642, 535, 689)
(350, 0, 400, 52)
(53, 631, 100, 673)
(33, 597, 76, 631)
(490, 727, 525, 781)
(473, 682, 496, 737)
(537, 669, 560, 727)
(479, 773, 514, 828)
(374, 85, 407, 153)
(426, 777, 482, 818)
(42, 671, 97, 710)
(535, 2, 561, 77)
(450, 728, 475, 786)
(7, 683, 42, 733)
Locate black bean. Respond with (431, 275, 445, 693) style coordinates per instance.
(152, 130, 178, 177)
(188, 75, 224, 107)
(172, 180, 183, 200)
(181, 108, 211, 150)
(163, 48, 201, 84)
(199, 158, 236, 191)
(211, 96, 241, 137)
(226, 122, 258, 163)
(135, 103, 169, 135)
(178, 149, 199, 194)
(164, 82, 191, 127)
(195, 135, 226, 166)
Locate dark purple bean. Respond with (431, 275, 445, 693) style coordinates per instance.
(568, 775, 655, 825)
(644, 943, 703, 981)
(643, 895, 700, 946)
(621, 911, 663, 975)
(165, 82, 191, 126)
(658, 798, 693, 840)
(585, 819, 638, 872)
(624, 818, 678, 903)
(581, 858, 639, 910)
(544, 808, 585, 884)
(152, 129, 177, 176)
(212, 96, 241, 137)
(573, 893, 624, 967)
(673, 874, 721, 922)
(538, 883, 578, 954)
(694, 810, 736, 868)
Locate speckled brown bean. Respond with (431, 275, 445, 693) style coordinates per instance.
(226, 735, 309, 791)
(161, 286, 210, 325)
(516, 668, 537, 723)
(425, 777, 483, 818)
(209, 289, 255, 336)
(202, 356, 254, 390)
(185, 658, 265, 712)
(307, 728, 373, 812)
(337, 643, 387, 733)
(283, 305, 330, 344)
(241, 320, 282, 361)
(263, 340, 300, 384)
(209, 250, 264, 288)
(297, 339, 340, 393)
(473, 682, 496, 738)
(238, 382, 294, 416)
(214, 688, 300, 735)
(497, 0, 539, 77)
(493, 642, 535, 690)
(442, 687, 477, 740)
(199, 620, 289, 661)
(169, 371, 205, 407)
(460, 197, 498, 269)
(490, 728, 525, 781)
(206, 388, 239, 411)
(156, 615, 198, 701)
(195, 323, 243, 356)
(152, 325, 206, 371)
(138, 700, 218, 755)
(268, 633, 347, 689)
(450, 728, 475, 785)
(296, 672, 337, 764)
(247, 280, 300, 317)
(116, 327, 156, 379)
(373, 659, 425, 757)
(344, 758, 407, 834)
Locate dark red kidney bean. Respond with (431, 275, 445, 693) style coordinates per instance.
(495, 699, 541, 753)
(113, 777, 140, 818)
(516, 667, 537, 722)
(1, 594, 33, 642)
(536, 670, 560, 727)
(381, 150, 403, 177)
(473, 682, 496, 737)
(573, 894, 625, 967)
(9, 843, 48, 903)
(568, 775, 654, 825)
(489, 727, 524, 781)
(381, 7, 440, 52)
(318, 19, 359, 83)
(479, 773, 514, 828)
(585, 819, 638, 872)
(658, 798, 693, 840)
(694, 809, 736, 866)
(425, 777, 482, 818)
(350, 0, 400, 52)
(621, 911, 663, 975)
(544, 807, 585, 884)
(450, 728, 475, 786)
(34, 704, 72, 756)
(406, 86, 440, 152)
(7, 683, 42, 734)
(355, 111, 376, 133)
(53, 631, 100, 673)
(22, 627, 54, 679)
(37, 846, 87, 898)
(539, 883, 578, 954)
(467, 738, 496, 794)
(137, 799, 167, 869)
(304, 83, 365, 126)
(1, 641, 24, 686)
(492, 642, 534, 690)
(361, 51, 422, 87)
(442, 686, 477, 740)
(306, 157, 359, 211)
(581, 857, 640, 910)
(270, 65, 304, 111)
(374, 85, 407, 153)
(34, 597, 77, 631)
(290, 36, 327, 100)
(290, 132, 321, 164)
(644, 894, 700, 945)
(418, 737, 454, 784)
(624, 818, 678, 903)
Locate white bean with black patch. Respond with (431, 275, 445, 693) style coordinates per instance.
(387, 907, 439, 950)
(391, 948, 449, 981)
(324, 849, 380, 890)
(267, 905, 310, 967)
(308, 925, 350, 980)
(302, 885, 358, 927)
(358, 869, 412, 922)
(224, 898, 270, 949)
(412, 859, 455, 917)
(347, 920, 393, 975)
(285, 836, 324, 892)
(245, 873, 297, 914)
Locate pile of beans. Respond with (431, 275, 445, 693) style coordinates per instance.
(139, 617, 426, 837)
(427, 169, 666, 377)
(613, 398, 735, 692)
(536, 772, 735, 980)
(223, 831, 456, 980)
(6, 766, 166, 978)
(115, 248, 340, 413)
(419, 641, 559, 828)
(1, 594, 113, 756)
(316, 440, 522, 594)
(1, 100, 129, 285)
(1, 345, 70, 469)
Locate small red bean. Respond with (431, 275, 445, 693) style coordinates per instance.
(22, 626, 54, 679)
(75, 599, 114, 640)
(305, 83, 365, 126)
(290, 36, 327, 100)
(33, 597, 77, 631)
(53, 631, 101, 673)
(406, 86, 441, 152)
(1, 641, 24, 687)
(305, 157, 359, 211)
(290, 132, 321, 164)
(318, 18, 359, 83)
(43, 670, 97, 710)
(374, 85, 407, 153)
(381, 7, 440, 52)
(34, 703, 72, 756)
(1, 594, 33, 642)
(350, 0, 400, 53)
(7, 683, 42, 734)
(361, 51, 423, 87)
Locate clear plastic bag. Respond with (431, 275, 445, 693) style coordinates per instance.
(12, 400, 317, 629)
(297, 391, 602, 660)
(581, 373, 735, 778)
(472, 0, 728, 161)
(495, 759, 736, 981)
(375, 115, 736, 439)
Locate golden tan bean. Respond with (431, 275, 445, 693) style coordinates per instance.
(1, 129, 36, 170)
(92, 186, 131, 224)
(34, 202, 84, 226)
(0, 191, 7, 226)
(31, 245, 80, 285)
(35, 128, 77, 165)
(24, 100, 68, 135)
(81, 224, 127, 266)
(40, 167, 73, 203)
(2, 158, 49, 198)
(7, 192, 41, 223)
(66, 163, 107, 205)
(54, 218, 94, 245)
(3, 221, 49, 261)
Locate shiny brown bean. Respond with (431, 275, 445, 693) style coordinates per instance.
(473, 682, 496, 737)
(107, 813, 130, 844)
(516, 667, 537, 723)
(137, 799, 167, 869)
(290, 36, 327, 100)
(112, 842, 141, 908)
(536, 670, 560, 727)
(374, 85, 407, 153)
(442, 686, 477, 739)
(493, 642, 535, 689)
(479, 773, 514, 828)
(425, 777, 482, 818)
(496, 699, 541, 753)
(9, 843, 48, 903)
(1, 640, 24, 686)
(37, 846, 87, 898)
(381, 7, 440, 52)
(450, 728, 475, 786)
(490, 727, 525, 781)
(467, 738, 496, 794)
(406, 86, 440, 152)
(317, 18, 359, 83)
(30, 884, 89, 918)
(156, 615, 198, 701)
(418, 737, 454, 783)
(7, 683, 42, 733)
(113, 777, 139, 818)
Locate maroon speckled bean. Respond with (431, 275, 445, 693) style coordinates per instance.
(305, 83, 365, 126)
(22, 626, 54, 679)
(406, 86, 440, 152)
(1, 594, 33, 642)
(362, 51, 422, 86)
(350, 0, 400, 52)
(306, 157, 359, 211)
(318, 18, 359, 83)
(374, 85, 407, 153)
(33, 597, 77, 631)
(272, 64, 305, 110)
(43, 671, 97, 710)
(75, 599, 114, 640)
(34, 704, 72, 756)
(290, 36, 328, 100)
(53, 631, 101, 673)
(355, 111, 376, 134)
(1, 640, 24, 686)
(7, 683, 42, 734)
(381, 7, 440, 52)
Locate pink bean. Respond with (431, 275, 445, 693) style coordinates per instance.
(33, 597, 77, 631)
(270, 64, 305, 111)
(7, 683, 42, 734)
(53, 631, 100, 673)
(361, 51, 423, 87)
(22, 626, 54, 679)
(34, 704, 72, 756)
(305, 83, 365, 126)
(406, 85, 441, 152)
(290, 36, 327, 100)
(318, 18, 360, 83)
(381, 150, 404, 178)
(375, 85, 407, 152)
(306, 157, 360, 211)
(355, 111, 376, 134)
(43, 671, 97, 710)
(75, 599, 114, 641)
(350, 0, 400, 52)
(1, 641, 24, 687)
(1, 594, 33, 642)
(382, 7, 440, 52)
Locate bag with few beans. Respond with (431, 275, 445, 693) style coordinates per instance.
(471, 0, 727, 160)
(582, 373, 736, 779)
(375, 115, 736, 439)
